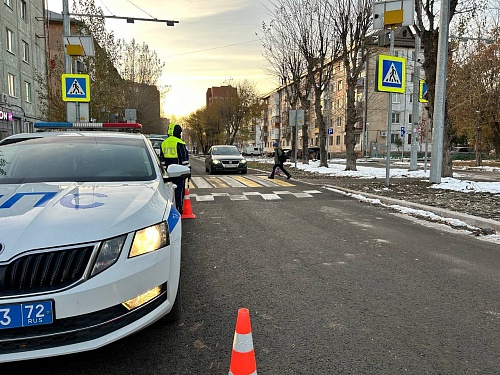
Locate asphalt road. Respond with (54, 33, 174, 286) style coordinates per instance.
(3, 157, 500, 374)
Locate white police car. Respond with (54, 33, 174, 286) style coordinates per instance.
(0, 122, 190, 363)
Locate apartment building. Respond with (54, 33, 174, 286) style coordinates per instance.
(0, 0, 46, 139)
(261, 26, 429, 158)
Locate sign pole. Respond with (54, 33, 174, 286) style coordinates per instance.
(385, 28, 395, 187)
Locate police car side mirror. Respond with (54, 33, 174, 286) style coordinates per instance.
(163, 164, 191, 183)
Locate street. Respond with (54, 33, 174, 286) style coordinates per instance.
(3, 156, 500, 374)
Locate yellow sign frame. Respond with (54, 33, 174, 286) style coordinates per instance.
(62, 74, 90, 102)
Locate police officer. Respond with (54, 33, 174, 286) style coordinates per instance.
(161, 124, 190, 213)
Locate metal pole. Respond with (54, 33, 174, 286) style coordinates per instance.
(424, 109, 430, 172)
(409, 33, 421, 170)
(294, 109, 298, 172)
(385, 28, 395, 187)
(429, 0, 450, 183)
(63, 0, 71, 122)
(363, 55, 369, 158)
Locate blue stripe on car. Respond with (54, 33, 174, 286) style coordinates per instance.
(167, 207, 181, 231)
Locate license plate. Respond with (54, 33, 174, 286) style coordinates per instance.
(224, 164, 237, 168)
(0, 300, 53, 329)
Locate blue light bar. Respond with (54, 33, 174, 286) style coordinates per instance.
(35, 122, 72, 128)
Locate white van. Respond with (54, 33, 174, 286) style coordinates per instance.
(242, 146, 262, 156)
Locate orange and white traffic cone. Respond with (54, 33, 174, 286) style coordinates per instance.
(181, 189, 196, 219)
(229, 308, 257, 375)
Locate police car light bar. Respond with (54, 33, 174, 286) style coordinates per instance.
(34, 122, 143, 130)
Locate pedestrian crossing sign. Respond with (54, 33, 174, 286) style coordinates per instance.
(376, 55, 406, 93)
(62, 74, 90, 102)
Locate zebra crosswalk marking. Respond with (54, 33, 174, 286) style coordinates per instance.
(190, 177, 212, 189)
(219, 176, 247, 187)
(189, 175, 297, 189)
(205, 177, 230, 188)
(189, 189, 323, 202)
(232, 175, 262, 187)
(254, 175, 294, 186)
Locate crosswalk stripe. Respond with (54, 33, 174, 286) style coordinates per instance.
(206, 176, 230, 188)
(190, 177, 212, 189)
(232, 175, 262, 187)
(219, 176, 247, 187)
(254, 175, 294, 186)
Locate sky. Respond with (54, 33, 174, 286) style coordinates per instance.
(255, 157, 500, 244)
(47, 0, 278, 118)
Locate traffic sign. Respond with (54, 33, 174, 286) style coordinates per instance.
(419, 80, 428, 103)
(376, 55, 406, 93)
(62, 74, 90, 102)
(327, 127, 333, 135)
(400, 127, 405, 137)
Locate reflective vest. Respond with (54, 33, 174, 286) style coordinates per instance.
(162, 136, 186, 159)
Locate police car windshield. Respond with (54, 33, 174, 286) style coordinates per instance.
(0, 136, 156, 183)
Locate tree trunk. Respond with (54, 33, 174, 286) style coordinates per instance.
(345, 76, 358, 171)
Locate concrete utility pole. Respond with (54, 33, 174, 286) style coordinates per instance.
(385, 28, 395, 187)
(409, 32, 420, 171)
(429, 0, 450, 183)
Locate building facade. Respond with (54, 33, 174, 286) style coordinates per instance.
(260, 26, 430, 159)
(0, 0, 46, 139)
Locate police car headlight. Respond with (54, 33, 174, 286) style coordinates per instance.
(91, 235, 127, 277)
(129, 222, 169, 258)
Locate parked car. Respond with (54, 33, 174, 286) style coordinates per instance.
(0, 122, 190, 363)
(241, 146, 262, 156)
(205, 145, 247, 174)
(148, 137, 165, 158)
(451, 146, 475, 160)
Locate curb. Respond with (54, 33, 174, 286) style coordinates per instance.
(321, 183, 500, 233)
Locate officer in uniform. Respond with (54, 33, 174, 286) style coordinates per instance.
(161, 124, 190, 213)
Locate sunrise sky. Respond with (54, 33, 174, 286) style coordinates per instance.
(47, 0, 278, 119)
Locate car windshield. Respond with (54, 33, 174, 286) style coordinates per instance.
(212, 146, 240, 156)
(0, 135, 156, 183)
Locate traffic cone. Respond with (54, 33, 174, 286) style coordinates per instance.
(229, 308, 257, 375)
(181, 189, 196, 219)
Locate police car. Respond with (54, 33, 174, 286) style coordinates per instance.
(0, 122, 190, 363)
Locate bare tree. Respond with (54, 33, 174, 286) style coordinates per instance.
(262, 0, 340, 166)
(415, 0, 480, 177)
(331, 0, 374, 170)
(261, 3, 312, 162)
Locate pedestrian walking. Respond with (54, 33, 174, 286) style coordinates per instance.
(268, 142, 291, 179)
(161, 124, 190, 213)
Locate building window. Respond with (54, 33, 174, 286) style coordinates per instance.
(409, 94, 413, 103)
(392, 93, 400, 104)
(4, 0, 12, 8)
(337, 98, 343, 109)
(337, 117, 342, 128)
(409, 114, 412, 123)
(20, 0, 26, 19)
(391, 134, 399, 143)
(22, 40, 29, 63)
(337, 80, 343, 91)
(24, 81, 32, 102)
(336, 135, 341, 145)
(8, 73, 16, 97)
(391, 112, 400, 124)
(6, 28, 14, 53)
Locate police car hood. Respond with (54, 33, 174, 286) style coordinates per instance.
(0, 182, 170, 258)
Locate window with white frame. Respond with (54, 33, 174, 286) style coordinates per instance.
(20, 0, 27, 19)
(8, 73, 15, 97)
(392, 93, 400, 104)
(24, 81, 32, 102)
(22, 40, 29, 63)
(6, 28, 14, 53)
(391, 112, 400, 124)
(336, 135, 341, 145)
(4, 0, 12, 8)
(337, 80, 343, 91)
(337, 117, 342, 127)
(337, 98, 342, 109)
